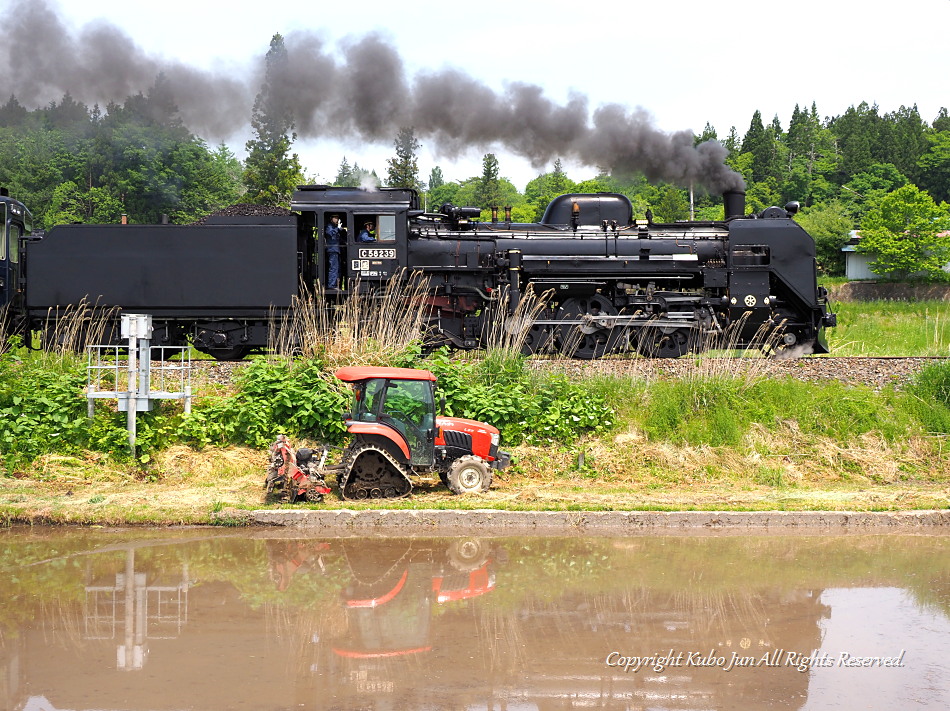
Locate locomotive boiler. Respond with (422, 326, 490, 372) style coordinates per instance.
(2, 186, 836, 359)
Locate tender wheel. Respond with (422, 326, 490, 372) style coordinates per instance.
(445, 455, 492, 495)
(196, 345, 250, 361)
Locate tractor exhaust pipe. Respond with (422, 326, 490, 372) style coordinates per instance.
(723, 190, 746, 220)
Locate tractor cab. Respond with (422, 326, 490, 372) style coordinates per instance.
(265, 367, 509, 503)
(335, 366, 509, 499)
(339, 366, 438, 468)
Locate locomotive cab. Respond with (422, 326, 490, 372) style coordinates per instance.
(292, 185, 418, 293)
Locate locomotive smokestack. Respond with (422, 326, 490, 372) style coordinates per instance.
(723, 190, 746, 220)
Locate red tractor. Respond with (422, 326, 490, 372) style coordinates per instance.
(264, 366, 510, 502)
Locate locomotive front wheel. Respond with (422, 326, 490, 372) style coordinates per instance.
(520, 324, 554, 355)
(446, 455, 493, 495)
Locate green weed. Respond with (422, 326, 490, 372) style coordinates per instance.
(828, 300, 950, 356)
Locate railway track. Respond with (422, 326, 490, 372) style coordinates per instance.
(529, 355, 948, 391)
(185, 356, 948, 392)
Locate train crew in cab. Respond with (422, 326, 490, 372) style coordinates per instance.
(324, 214, 345, 289)
(358, 220, 376, 242)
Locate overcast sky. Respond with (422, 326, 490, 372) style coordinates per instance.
(8, 0, 950, 189)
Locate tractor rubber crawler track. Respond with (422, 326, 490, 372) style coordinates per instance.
(338, 443, 413, 501)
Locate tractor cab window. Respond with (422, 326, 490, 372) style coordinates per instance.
(353, 378, 386, 421)
(381, 380, 434, 430)
(379, 380, 435, 464)
(354, 214, 396, 242)
(380, 379, 435, 465)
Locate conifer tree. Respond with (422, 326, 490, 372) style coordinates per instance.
(386, 127, 422, 190)
(474, 153, 501, 208)
(242, 33, 303, 205)
(428, 166, 444, 191)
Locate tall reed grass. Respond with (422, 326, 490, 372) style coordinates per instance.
(269, 270, 432, 368)
(0, 303, 11, 355)
(481, 284, 554, 354)
(41, 298, 120, 363)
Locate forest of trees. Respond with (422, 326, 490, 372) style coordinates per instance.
(0, 40, 947, 282)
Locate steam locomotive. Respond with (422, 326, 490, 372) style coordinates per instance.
(0, 186, 835, 359)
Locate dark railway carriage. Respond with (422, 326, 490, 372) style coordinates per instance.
(5, 185, 835, 359)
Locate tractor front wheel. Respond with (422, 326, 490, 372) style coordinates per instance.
(445, 455, 493, 495)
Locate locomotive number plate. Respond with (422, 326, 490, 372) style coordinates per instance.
(359, 248, 396, 260)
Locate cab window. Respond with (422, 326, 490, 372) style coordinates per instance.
(377, 215, 396, 241)
(353, 378, 386, 421)
(0, 203, 6, 261)
(9, 224, 20, 263)
(381, 379, 434, 432)
(354, 214, 396, 242)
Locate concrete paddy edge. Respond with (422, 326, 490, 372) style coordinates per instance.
(246, 509, 950, 532)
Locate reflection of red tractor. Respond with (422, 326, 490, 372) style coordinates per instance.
(332, 539, 497, 661)
(265, 367, 510, 502)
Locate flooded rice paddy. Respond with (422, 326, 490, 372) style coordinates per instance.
(1, 527, 948, 710)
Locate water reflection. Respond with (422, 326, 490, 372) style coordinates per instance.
(1, 529, 948, 710)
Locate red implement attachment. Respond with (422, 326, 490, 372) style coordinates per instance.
(264, 434, 333, 503)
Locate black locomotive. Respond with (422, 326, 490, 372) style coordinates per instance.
(1, 186, 835, 359)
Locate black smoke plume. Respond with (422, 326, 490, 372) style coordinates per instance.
(1, 0, 744, 191)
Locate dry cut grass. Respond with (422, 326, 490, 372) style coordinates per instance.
(3, 427, 947, 525)
(506, 423, 950, 494)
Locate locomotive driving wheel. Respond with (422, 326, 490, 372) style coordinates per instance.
(555, 296, 620, 360)
(637, 327, 692, 358)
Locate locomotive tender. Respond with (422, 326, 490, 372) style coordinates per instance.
(1, 186, 835, 359)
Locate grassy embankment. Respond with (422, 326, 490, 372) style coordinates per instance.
(1, 291, 949, 524)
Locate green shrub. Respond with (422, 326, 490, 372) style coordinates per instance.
(0, 351, 92, 472)
(174, 359, 348, 448)
(425, 349, 614, 445)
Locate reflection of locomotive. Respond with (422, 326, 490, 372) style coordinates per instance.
(3, 186, 835, 360)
